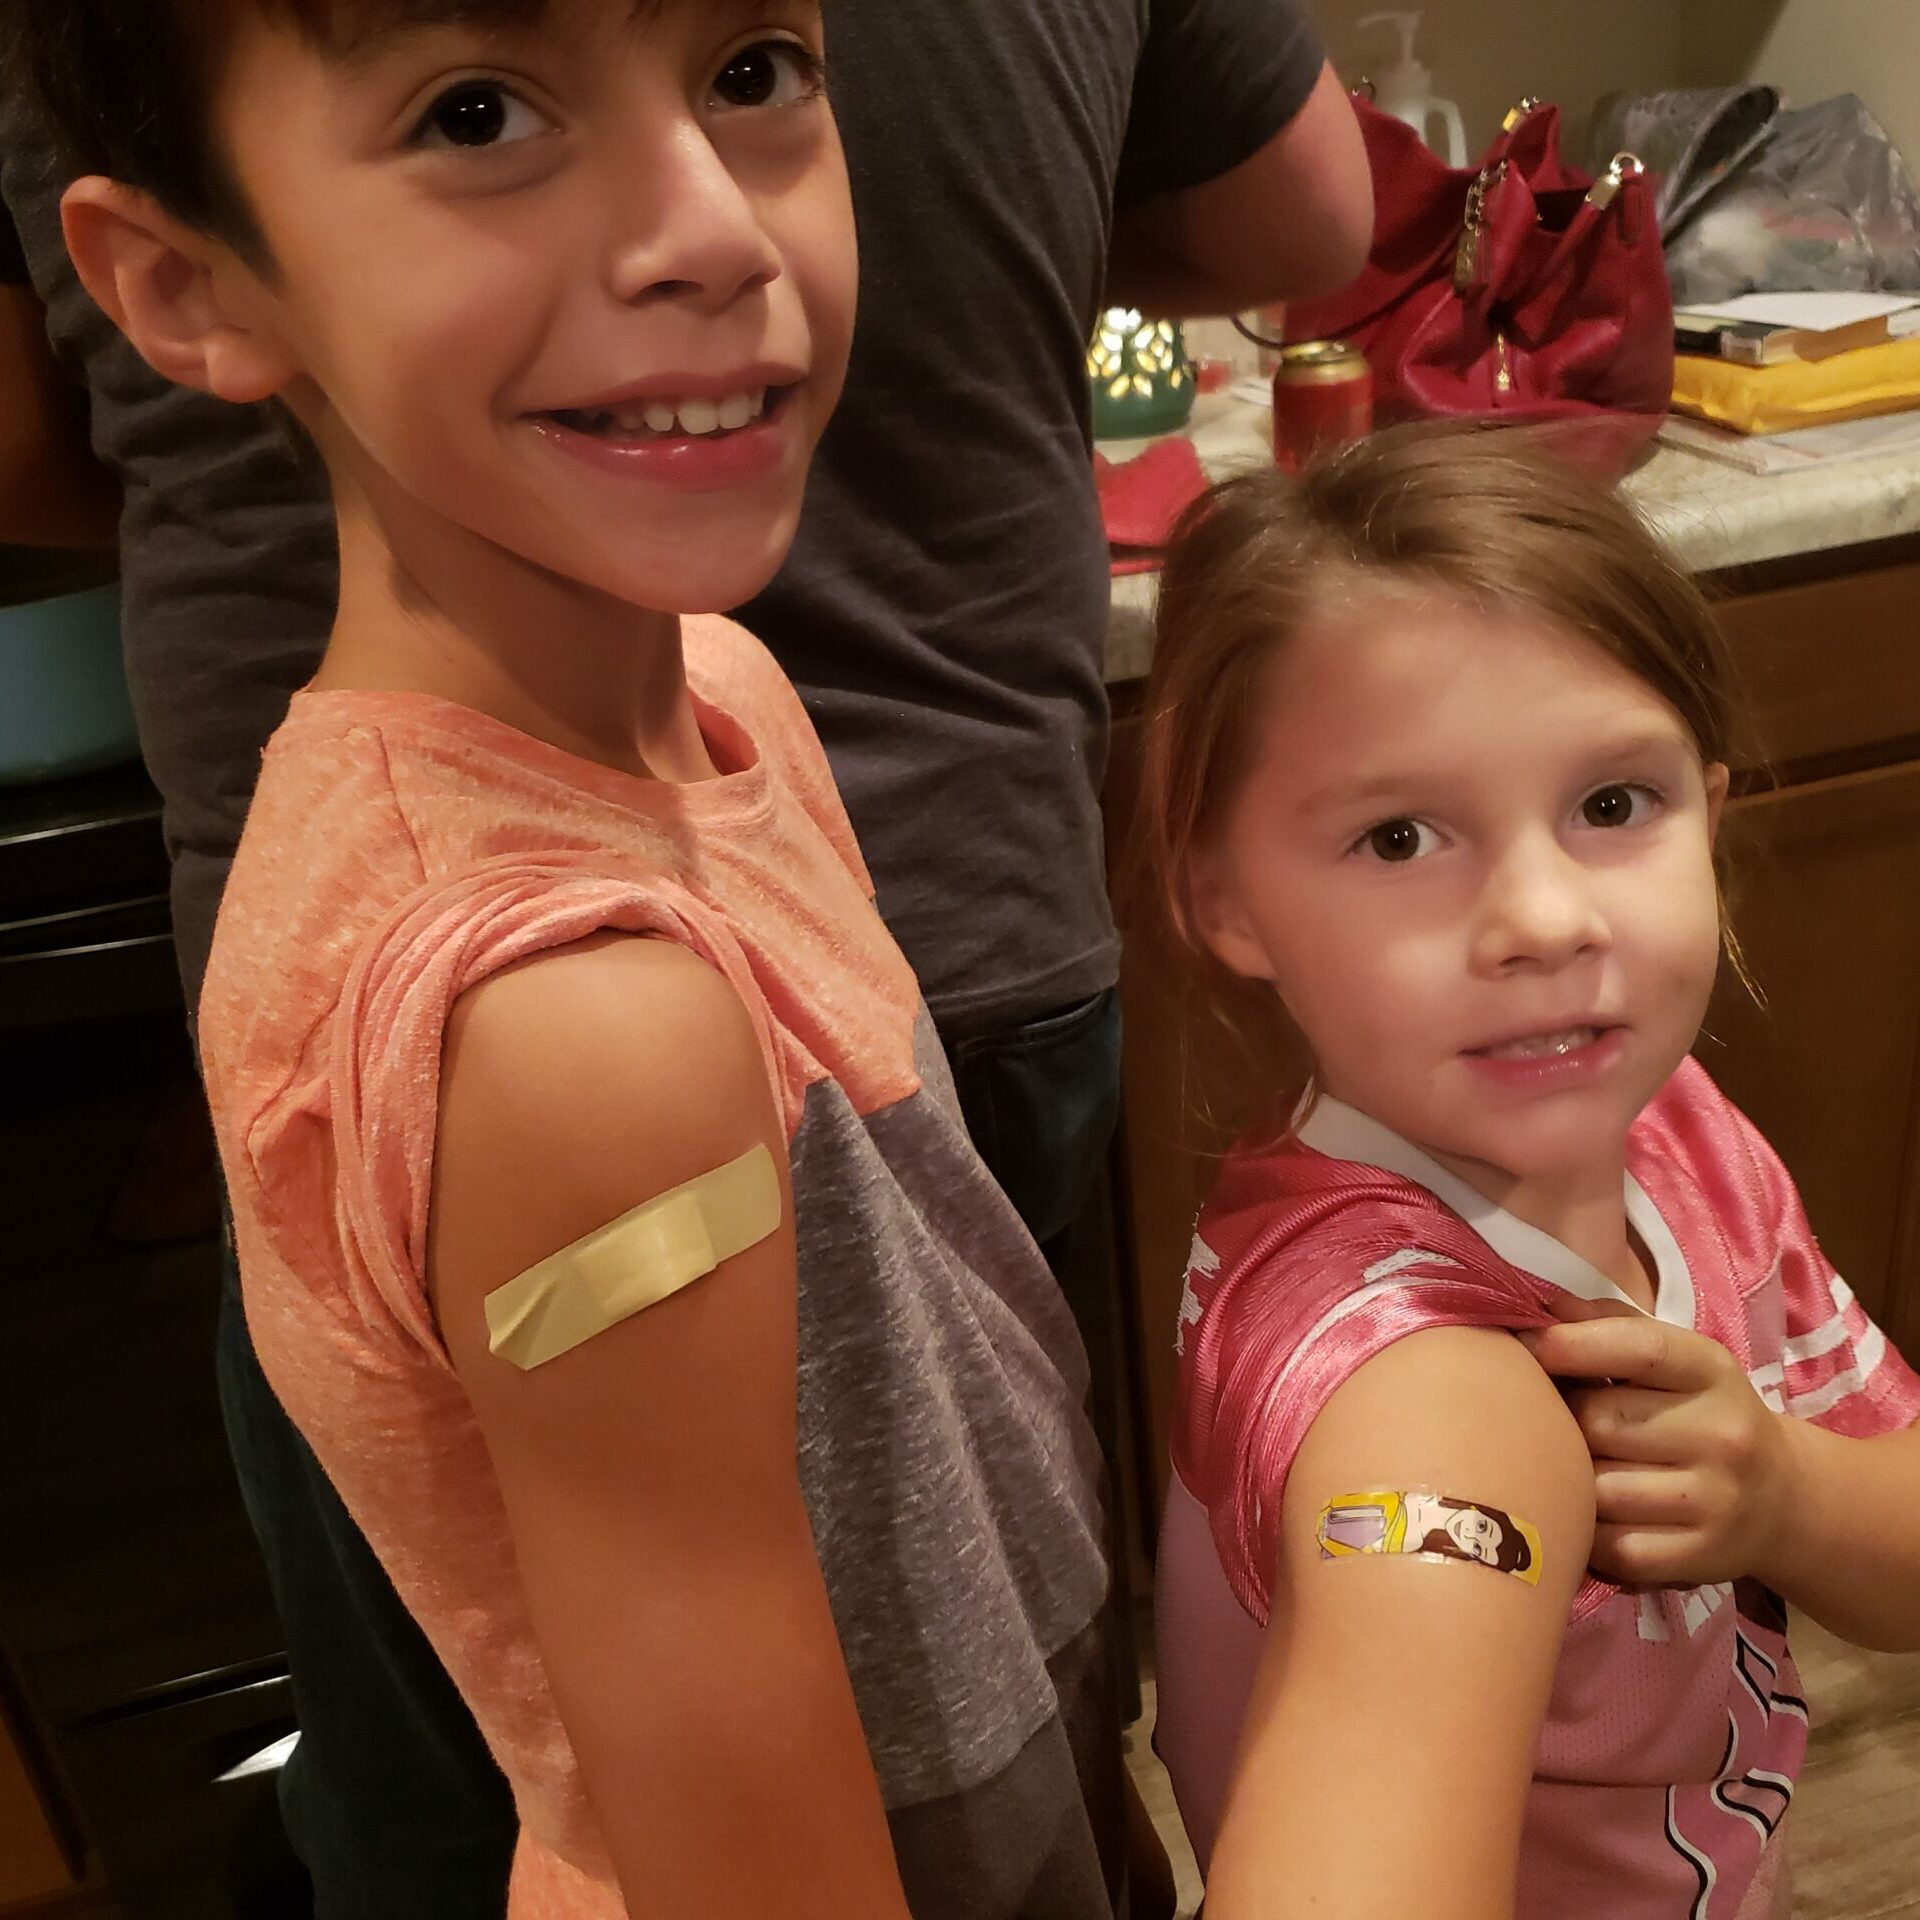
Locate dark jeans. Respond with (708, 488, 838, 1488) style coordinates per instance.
(940, 989, 1124, 1265)
(215, 1255, 516, 1917)
(215, 988, 1126, 1916)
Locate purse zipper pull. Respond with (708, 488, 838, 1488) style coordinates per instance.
(1585, 151, 1646, 210)
(1495, 330, 1514, 394)
(1454, 160, 1509, 292)
(1500, 95, 1543, 133)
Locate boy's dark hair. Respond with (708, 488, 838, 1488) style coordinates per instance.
(6, 0, 547, 261)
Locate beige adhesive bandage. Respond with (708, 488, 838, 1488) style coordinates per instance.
(484, 1144, 782, 1371)
(1316, 1489, 1543, 1586)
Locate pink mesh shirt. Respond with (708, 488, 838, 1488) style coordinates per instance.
(1155, 1059, 1920, 1919)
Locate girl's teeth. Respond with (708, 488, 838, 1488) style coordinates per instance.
(1485, 1027, 1600, 1061)
(677, 398, 721, 436)
(643, 403, 677, 434)
(717, 392, 756, 431)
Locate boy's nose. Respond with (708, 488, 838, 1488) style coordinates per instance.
(1469, 835, 1611, 977)
(602, 126, 782, 313)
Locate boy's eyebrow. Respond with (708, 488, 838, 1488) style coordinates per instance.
(318, 0, 676, 69)
(320, 0, 550, 68)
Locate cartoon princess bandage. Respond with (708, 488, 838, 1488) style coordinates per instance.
(1316, 1490, 1542, 1585)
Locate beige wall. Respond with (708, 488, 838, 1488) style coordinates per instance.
(1309, 0, 1685, 153)
(1299, 1, 1918, 174)
(1684, 0, 1920, 171)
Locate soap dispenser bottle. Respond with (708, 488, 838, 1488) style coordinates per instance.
(1358, 11, 1466, 165)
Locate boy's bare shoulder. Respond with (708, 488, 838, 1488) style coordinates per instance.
(433, 932, 784, 1311)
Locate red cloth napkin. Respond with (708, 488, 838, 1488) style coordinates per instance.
(1095, 435, 1209, 577)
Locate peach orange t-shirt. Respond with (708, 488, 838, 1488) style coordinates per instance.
(198, 617, 1117, 1919)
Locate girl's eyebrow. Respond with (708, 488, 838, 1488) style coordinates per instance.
(1296, 771, 1424, 819)
(1294, 727, 1695, 819)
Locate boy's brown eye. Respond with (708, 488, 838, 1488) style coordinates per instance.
(711, 40, 823, 111)
(429, 83, 508, 146)
(718, 48, 778, 106)
(414, 81, 553, 152)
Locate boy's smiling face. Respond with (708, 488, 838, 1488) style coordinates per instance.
(202, 0, 855, 615)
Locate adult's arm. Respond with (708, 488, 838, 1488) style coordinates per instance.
(1203, 1326, 1595, 1920)
(0, 202, 119, 547)
(1107, 60, 1373, 316)
(431, 931, 912, 1918)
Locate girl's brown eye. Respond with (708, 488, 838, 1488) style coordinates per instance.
(1581, 785, 1650, 829)
(1367, 821, 1423, 863)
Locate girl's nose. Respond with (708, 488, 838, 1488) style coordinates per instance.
(1469, 835, 1612, 977)
(603, 123, 782, 315)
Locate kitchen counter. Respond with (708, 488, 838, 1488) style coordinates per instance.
(1105, 392, 1920, 684)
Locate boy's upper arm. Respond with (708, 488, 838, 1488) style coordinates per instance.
(429, 932, 907, 1917)
(1205, 1325, 1596, 1920)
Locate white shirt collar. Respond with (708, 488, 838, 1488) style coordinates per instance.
(1295, 1096, 1695, 1328)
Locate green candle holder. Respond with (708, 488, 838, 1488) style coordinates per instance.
(1089, 309, 1196, 440)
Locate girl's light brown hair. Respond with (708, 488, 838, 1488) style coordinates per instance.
(1137, 424, 1748, 1117)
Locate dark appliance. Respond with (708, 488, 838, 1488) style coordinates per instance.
(0, 759, 306, 1917)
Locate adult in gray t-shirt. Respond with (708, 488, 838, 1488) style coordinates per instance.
(4, 1, 1361, 1909)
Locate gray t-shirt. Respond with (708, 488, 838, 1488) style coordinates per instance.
(2, 0, 1323, 1032)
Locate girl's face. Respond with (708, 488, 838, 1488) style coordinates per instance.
(1193, 591, 1730, 1206)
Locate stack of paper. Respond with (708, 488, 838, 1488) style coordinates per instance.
(1675, 292, 1920, 366)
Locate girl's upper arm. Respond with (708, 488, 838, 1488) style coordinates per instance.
(428, 931, 909, 1919)
(1203, 1324, 1597, 1920)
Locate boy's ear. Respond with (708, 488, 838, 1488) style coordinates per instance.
(1186, 846, 1276, 983)
(60, 177, 299, 406)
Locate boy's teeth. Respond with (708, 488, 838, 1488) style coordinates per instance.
(590, 389, 768, 438)
(1481, 1026, 1601, 1061)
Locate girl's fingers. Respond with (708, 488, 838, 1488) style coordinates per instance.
(1591, 1463, 1703, 1525)
(1565, 1385, 1707, 1461)
(1589, 1522, 1696, 1585)
(1521, 1316, 1724, 1391)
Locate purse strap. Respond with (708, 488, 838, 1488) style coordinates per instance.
(1455, 102, 1650, 302)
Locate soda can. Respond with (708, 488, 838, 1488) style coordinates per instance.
(1272, 340, 1373, 475)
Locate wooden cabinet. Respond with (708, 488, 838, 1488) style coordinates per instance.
(1108, 534, 1920, 1506)
(1699, 763, 1920, 1344)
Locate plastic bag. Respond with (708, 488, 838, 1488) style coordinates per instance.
(1586, 91, 1920, 306)
(1584, 86, 1779, 236)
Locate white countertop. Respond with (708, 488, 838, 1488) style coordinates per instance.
(1105, 393, 1920, 684)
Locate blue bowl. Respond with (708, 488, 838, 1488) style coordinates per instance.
(0, 582, 138, 786)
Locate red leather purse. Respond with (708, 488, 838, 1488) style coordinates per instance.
(1286, 97, 1675, 468)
